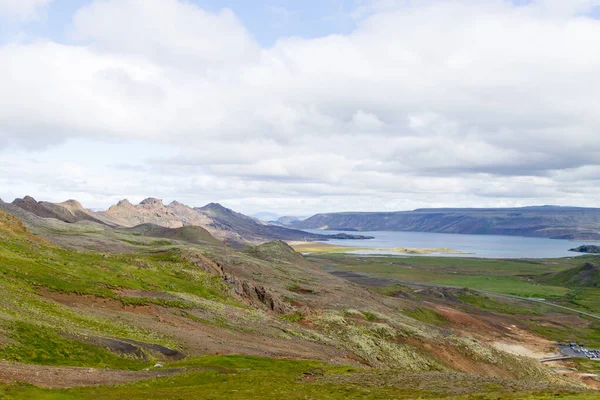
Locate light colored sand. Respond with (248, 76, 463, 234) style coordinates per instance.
(289, 241, 469, 255)
(492, 342, 552, 359)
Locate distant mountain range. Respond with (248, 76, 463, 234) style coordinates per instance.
(0, 196, 369, 247)
(284, 206, 600, 240)
(4, 197, 599, 244)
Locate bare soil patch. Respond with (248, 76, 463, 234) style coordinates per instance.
(42, 290, 157, 315)
(39, 289, 356, 366)
(0, 361, 180, 389)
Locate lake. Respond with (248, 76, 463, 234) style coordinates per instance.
(302, 229, 596, 259)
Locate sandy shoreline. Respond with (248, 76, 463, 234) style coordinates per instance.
(288, 241, 470, 255)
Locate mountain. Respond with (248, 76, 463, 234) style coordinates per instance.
(289, 206, 600, 240)
(251, 212, 280, 222)
(97, 197, 212, 228)
(270, 216, 305, 226)
(11, 196, 109, 226)
(6, 196, 370, 247)
(536, 262, 600, 287)
(195, 203, 345, 246)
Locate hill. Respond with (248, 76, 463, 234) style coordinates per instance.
(0, 209, 580, 397)
(571, 245, 600, 254)
(122, 224, 223, 246)
(537, 262, 600, 288)
(289, 206, 600, 240)
(11, 196, 109, 226)
(243, 240, 306, 264)
(196, 203, 358, 246)
(6, 196, 370, 247)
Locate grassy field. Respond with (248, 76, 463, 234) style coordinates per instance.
(308, 254, 578, 299)
(0, 355, 596, 400)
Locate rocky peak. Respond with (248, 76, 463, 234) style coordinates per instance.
(15, 196, 38, 205)
(116, 199, 133, 207)
(140, 198, 163, 207)
(198, 202, 230, 214)
(60, 199, 84, 209)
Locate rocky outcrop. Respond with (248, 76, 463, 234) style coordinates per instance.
(187, 250, 291, 314)
(98, 198, 185, 229)
(226, 276, 292, 314)
(570, 245, 600, 254)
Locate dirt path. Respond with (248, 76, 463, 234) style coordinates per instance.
(0, 361, 181, 388)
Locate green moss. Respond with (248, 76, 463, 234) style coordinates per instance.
(362, 311, 377, 321)
(456, 292, 546, 315)
(402, 307, 448, 326)
(0, 321, 145, 369)
(279, 312, 305, 322)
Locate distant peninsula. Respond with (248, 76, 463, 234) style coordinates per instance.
(569, 245, 600, 254)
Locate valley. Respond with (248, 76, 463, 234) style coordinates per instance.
(4, 1, 599, 398)
(0, 198, 599, 398)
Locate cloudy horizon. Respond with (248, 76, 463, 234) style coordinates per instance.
(2, 0, 600, 216)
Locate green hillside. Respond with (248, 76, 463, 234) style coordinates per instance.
(537, 263, 600, 288)
(122, 224, 223, 246)
(0, 209, 597, 398)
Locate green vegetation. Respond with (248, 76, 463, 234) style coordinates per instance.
(279, 312, 305, 322)
(362, 311, 378, 321)
(536, 263, 600, 288)
(245, 240, 305, 263)
(528, 320, 600, 348)
(557, 288, 600, 315)
(123, 224, 223, 247)
(402, 307, 448, 326)
(1, 208, 599, 398)
(0, 355, 595, 400)
(306, 252, 600, 349)
(0, 211, 233, 306)
(0, 321, 144, 369)
(307, 254, 600, 310)
(0, 210, 238, 369)
(455, 291, 547, 316)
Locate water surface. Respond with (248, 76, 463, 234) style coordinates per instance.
(303, 229, 596, 258)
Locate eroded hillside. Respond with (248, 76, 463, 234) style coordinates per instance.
(0, 209, 596, 398)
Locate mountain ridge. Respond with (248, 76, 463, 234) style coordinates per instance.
(288, 206, 600, 240)
(4, 196, 371, 247)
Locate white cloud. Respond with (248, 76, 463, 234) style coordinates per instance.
(1, 0, 600, 213)
(71, 0, 260, 67)
(0, 0, 52, 21)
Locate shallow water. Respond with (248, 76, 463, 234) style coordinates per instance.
(303, 229, 597, 259)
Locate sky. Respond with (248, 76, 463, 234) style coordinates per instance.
(1, 0, 600, 216)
